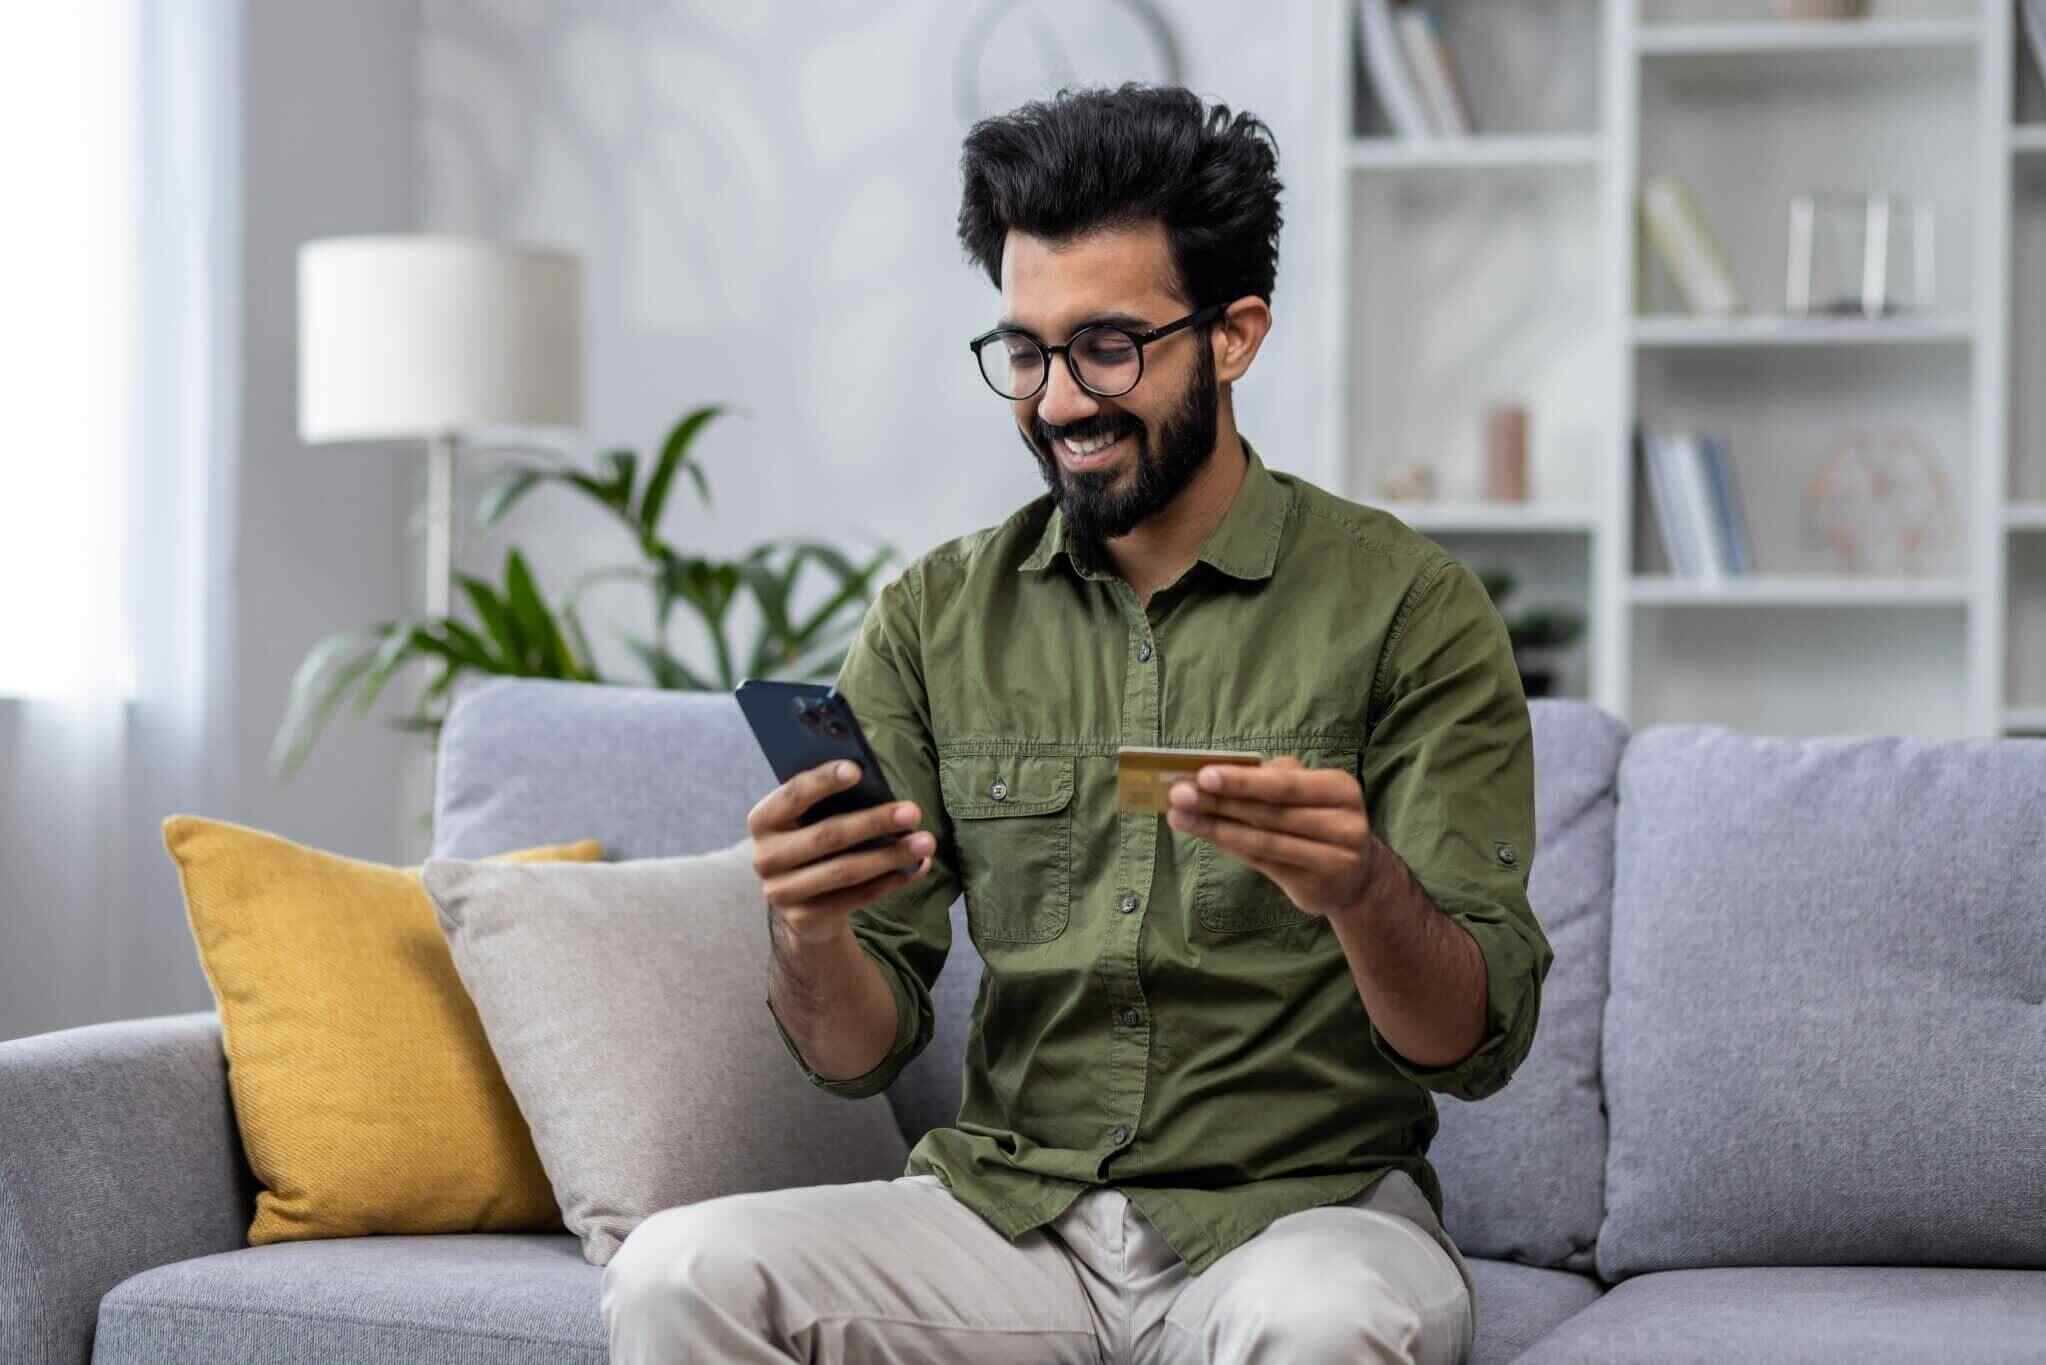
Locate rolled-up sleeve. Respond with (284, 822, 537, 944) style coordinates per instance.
(1357, 557, 1552, 1103)
(765, 566, 960, 1099)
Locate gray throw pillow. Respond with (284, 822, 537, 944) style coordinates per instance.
(422, 837, 911, 1265)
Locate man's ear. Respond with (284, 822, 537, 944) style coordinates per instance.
(1211, 296, 1272, 385)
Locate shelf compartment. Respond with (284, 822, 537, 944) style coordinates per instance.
(1632, 314, 1974, 347)
(1630, 602, 1971, 737)
(2015, 126, 2046, 156)
(1636, 19, 1978, 58)
(1346, 170, 1605, 507)
(1634, 346, 1972, 582)
(1351, 0, 1602, 142)
(2005, 708, 2046, 734)
(2009, 504, 2046, 530)
(1378, 501, 1600, 533)
(1630, 575, 1971, 606)
(1349, 136, 1604, 171)
(1637, 45, 1977, 319)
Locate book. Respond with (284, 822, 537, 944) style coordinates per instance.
(1699, 435, 1753, 575)
(1395, 8, 1473, 137)
(1672, 431, 1729, 580)
(1639, 429, 1695, 577)
(2025, 0, 2046, 88)
(1358, 0, 1432, 138)
(1641, 176, 1741, 315)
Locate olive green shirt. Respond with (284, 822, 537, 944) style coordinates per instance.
(768, 439, 1550, 1275)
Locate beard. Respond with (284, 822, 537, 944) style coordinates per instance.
(1021, 335, 1219, 577)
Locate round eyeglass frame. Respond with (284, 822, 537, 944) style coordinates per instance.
(967, 303, 1225, 401)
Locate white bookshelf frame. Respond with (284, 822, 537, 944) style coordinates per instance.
(1319, 0, 2040, 738)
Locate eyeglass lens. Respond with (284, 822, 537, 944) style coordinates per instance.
(981, 326, 1142, 400)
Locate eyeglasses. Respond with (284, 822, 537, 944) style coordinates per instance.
(968, 304, 1225, 401)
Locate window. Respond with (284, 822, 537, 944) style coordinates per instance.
(0, 5, 138, 699)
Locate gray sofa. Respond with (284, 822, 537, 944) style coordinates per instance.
(4, 677, 2043, 1364)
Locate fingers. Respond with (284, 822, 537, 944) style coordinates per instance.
(1191, 757, 1345, 805)
(754, 803, 929, 885)
(761, 835, 933, 912)
(791, 854, 933, 917)
(748, 759, 870, 836)
(1168, 786, 1369, 849)
(1171, 808, 1363, 873)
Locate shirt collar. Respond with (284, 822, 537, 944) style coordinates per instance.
(1018, 438, 1290, 582)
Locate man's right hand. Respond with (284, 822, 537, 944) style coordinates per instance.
(747, 760, 935, 943)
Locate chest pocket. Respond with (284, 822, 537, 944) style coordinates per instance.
(1194, 745, 1360, 935)
(939, 752, 1075, 944)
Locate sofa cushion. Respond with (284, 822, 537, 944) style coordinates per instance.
(432, 677, 978, 1150)
(94, 1234, 602, 1365)
(422, 841, 909, 1265)
(1599, 726, 2046, 1279)
(1427, 699, 1625, 1272)
(1464, 1257, 1603, 1365)
(1516, 1267, 2046, 1364)
(93, 1237, 1608, 1365)
(162, 815, 601, 1246)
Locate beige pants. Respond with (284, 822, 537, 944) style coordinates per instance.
(603, 1168, 1474, 1364)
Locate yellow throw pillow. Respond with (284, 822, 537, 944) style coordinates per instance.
(162, 814, 603, 1245)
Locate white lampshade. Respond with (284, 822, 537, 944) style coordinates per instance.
(297, 235, 582, 443)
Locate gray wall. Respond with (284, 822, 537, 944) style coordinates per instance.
(235, 0, 415, 863)
(419, 0, 1327, 691)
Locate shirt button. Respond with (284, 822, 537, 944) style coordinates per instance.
(1118, 893, 1139, 914)
(1110, 1125, 1131, 1145)
(1119, 1007, 1140, 1027)
(989, 780, 1008, 802)
(1136, 640, 1153, 662)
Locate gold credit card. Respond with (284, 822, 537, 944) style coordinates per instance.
(1116, 746, 1264, 814)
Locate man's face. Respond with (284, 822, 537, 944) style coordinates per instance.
(997, 221, 1219, 574)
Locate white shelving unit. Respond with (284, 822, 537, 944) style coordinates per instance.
(1317, 0, 2043, 739)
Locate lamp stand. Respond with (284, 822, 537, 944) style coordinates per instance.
(425, 431, 460, 619)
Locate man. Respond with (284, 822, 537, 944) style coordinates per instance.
(604, 83, 1550, 1365)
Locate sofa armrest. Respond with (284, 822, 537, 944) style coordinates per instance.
(0, 1012, 253, 1365)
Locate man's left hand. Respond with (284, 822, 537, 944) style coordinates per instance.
(1166, 756, 1384, 920)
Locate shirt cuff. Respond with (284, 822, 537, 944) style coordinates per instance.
(1368, 891, 1545, 1103)
(765, 943, 919, 1100)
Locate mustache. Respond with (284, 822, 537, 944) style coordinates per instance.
(1037, 414, 1140, 447)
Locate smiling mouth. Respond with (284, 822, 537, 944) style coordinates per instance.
(1055, 429, 1131, 471)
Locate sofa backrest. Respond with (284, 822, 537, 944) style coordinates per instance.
(432, 679, 1625, 1270)
(1596, 724, 2046, 1280)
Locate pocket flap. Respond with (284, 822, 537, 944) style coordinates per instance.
(939, 753, 1074, 819)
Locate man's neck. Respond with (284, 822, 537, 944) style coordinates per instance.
(1105, 424, 1249, 604)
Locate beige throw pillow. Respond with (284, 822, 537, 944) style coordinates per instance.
(422, 837, 912, 1265)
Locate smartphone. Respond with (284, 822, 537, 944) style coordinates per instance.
(734, 679, 901, 853)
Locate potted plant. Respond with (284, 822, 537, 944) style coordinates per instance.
(1474, 568, 1586, 700)
(270, 405, 895, 779)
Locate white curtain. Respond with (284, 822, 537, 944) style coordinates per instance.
(0, 2, 243, 1040)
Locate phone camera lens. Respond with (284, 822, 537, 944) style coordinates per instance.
(825, 719, 848, 738)
(797, 705, 821, 732)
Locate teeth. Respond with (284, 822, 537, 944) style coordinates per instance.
(1063, 432, 1118, 457)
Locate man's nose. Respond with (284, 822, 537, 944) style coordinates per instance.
(1036, 351, 1100, 428)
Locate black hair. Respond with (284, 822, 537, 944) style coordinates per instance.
(956, 83, 1283, 309)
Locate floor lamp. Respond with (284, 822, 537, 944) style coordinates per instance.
(297, 235, 583, 617)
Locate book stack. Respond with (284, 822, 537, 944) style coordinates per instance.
(1637, 428, 1754, 580)
(1358, 0, 1474, 137)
